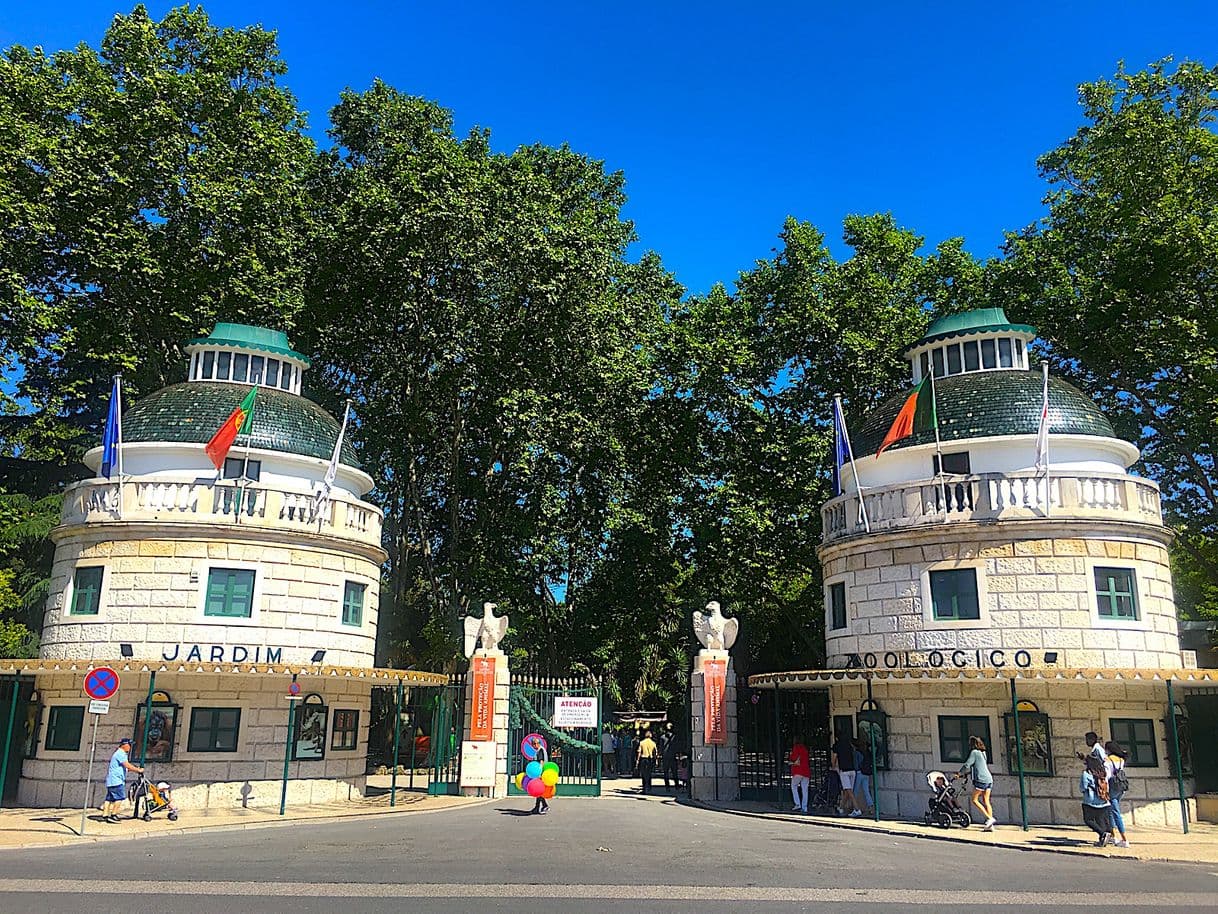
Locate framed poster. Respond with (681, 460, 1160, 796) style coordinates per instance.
(133, 702, 180, 763)
(292, 694, 328, 761)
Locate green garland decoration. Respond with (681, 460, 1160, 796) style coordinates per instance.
(509, 686, 600, 754)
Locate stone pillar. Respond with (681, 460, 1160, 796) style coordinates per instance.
(461, 649, 511, 798)
(689, 649, 739, 802)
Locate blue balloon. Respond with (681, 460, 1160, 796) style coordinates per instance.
(525, 760, 542, 779)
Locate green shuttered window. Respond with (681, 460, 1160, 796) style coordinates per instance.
(70, 566, 104, 616)
(205, 568, 255, 618)
(342, 581, 365, 627)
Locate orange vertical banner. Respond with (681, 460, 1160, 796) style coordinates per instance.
(470, 655, 496, 742)
(704, 658, 727, 745)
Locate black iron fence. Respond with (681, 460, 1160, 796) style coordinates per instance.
(737, 676, 831, 804)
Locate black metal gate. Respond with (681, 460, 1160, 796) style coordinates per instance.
(1185, 689, 1218, 793)
(737, 677, 830, 804)
(508, 673, 602, 797)
(427, 672, 466, 795)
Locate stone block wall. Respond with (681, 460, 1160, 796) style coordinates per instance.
(821, 524, 1181, 670)
(18, 670, 371, 810)
(689, 653, 739, 802)
(40, 530, 381, 668)
(827, 677, 1195, 828)
(461, 651, 510, 798)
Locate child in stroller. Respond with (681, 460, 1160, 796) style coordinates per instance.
(923, 770, 971, 828)
(130, 772, 179, 821)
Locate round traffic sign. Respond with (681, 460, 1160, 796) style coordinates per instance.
(288, 681, 301, 696)
(84, 666, 120, 701)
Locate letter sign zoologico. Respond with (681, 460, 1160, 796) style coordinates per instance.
(704, 658, 727, 745)
(470, 655, 496, 742)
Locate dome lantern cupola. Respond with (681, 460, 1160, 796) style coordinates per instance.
(907, 307, 1037, 383)
(184, 322, 310, 396)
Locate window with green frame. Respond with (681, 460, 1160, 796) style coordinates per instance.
(938, 715, 992, 764)
(204, 568, 255, 618)
(45, 706, 85, 751)
(1003, 707, 1053, 776)
(342, 581, 365, 627)
(1094, 567, 1138, 620)
(1109, 718, 1158, 767)
(70, 566, 104, 615)
(829, 582, 847, 630)
(331, 709, 359, 751)
(187, 707, 242, 752)
(929, 568, 980, 621)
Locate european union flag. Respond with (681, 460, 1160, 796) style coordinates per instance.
(832, 397, 849, 496)
(100, 376, 122, 479)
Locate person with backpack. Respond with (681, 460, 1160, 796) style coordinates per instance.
(1080, 755, 1113, 846)
(1105, 741, 1131, 848)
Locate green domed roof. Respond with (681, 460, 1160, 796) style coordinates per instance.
(187, 323, 311, 366)
(122, 382, 359, 468)
(906, 308, 1036, 353)
(852, 370, 1117, 457)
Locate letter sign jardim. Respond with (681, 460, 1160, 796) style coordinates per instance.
(470, 655, 495, 742)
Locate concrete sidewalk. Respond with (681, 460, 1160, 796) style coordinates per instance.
(695, 799, 1218, 866)
(0, 787, 484, 851)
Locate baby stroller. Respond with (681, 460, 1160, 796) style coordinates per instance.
(130, 772, 179, 821)
(810, 768, 842, 814)
(923, 770, 970, 828)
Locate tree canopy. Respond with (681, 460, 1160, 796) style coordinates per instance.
(2, 6, 1215, 702)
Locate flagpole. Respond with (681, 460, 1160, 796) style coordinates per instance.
(1042, 361, 1051, 518)
(115, 375, 124, 520)
(928, 369, 948, 521)
(236, 386, 257, 525)
(835, 395, 870, 533)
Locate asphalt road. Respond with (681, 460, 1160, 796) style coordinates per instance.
(1, 794, 1215, 913)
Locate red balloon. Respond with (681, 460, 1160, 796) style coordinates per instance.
(526, 777, 546, 798)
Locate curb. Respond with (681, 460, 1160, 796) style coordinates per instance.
(683, 800, 1186, 865)
(0, 796, 495, 852)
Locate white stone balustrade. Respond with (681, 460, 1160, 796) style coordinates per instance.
(60, 477, 383, 550)
(822, 471, 1163, 543)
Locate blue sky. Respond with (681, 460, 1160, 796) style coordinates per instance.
(3, 1, 1217, 296)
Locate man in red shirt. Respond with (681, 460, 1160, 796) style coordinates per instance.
(789, 737, 811, 813)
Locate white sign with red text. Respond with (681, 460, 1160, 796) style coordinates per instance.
(552, 695, 598, 728)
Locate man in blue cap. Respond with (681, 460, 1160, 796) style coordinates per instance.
(102, 737, 144, 823)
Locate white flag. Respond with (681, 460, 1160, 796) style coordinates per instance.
(316, 401, 350, 511)
(1034, 362, 1050, 473)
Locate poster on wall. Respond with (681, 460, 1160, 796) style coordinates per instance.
(459, 740, 497, 788)
(470, 656, 496, 742)
(133, 703, 179, 762)
(704, 658, 727, 745)
(293, 696, 328, 761)
(552, 695, 598, 728)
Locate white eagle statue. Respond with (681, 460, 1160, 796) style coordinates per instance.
(692, 600, 738, 651)
(463, 601, 509, 657)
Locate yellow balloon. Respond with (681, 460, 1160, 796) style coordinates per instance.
(541, 768, 559, 787)
(514, 771, 525, 789)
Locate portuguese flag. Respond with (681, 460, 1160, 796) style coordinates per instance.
(876, 375, 937, 456)
(205, 387, 257, 469)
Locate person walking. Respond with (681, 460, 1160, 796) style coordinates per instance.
(832, 732, 859, 817)
(101, 737, 143, 823)
(601, 728, 617, 777)
(618, 729, 634, 777)
(636, 729, 659, 794)
(1105, 741, 1131, 848)
(789, 736, 811, 813)
(957, 735, 996, 830)
(529, 735, 550, 815)
(1080, 754, 1113, 846)
(1079, 731, 1107, 765)
(854, 736, 874, 815)
(660, 723, 680, 792)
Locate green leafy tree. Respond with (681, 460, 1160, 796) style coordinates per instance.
(998, 59, 1218, 617)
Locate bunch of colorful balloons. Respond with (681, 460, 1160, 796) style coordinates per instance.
(514, 733, 558, 800)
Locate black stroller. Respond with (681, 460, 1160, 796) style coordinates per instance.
(923, 770, 971, 828)
(130, 772, 179, 821)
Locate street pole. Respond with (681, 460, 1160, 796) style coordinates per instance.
(0, 674, 20, 808)
(1009, 676, 1028, 831)
(79, 712, 100, 836)
(595, 678, 603, 794)
(1166, 678, 1189, 834)
(279, 676, 298, 817)
(138, 671, 157, 769)
(772, 681, 781, 808)
(391, 679, 403, 808)
(409, 689, 418, 791)
(866, 675, 879, 822)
